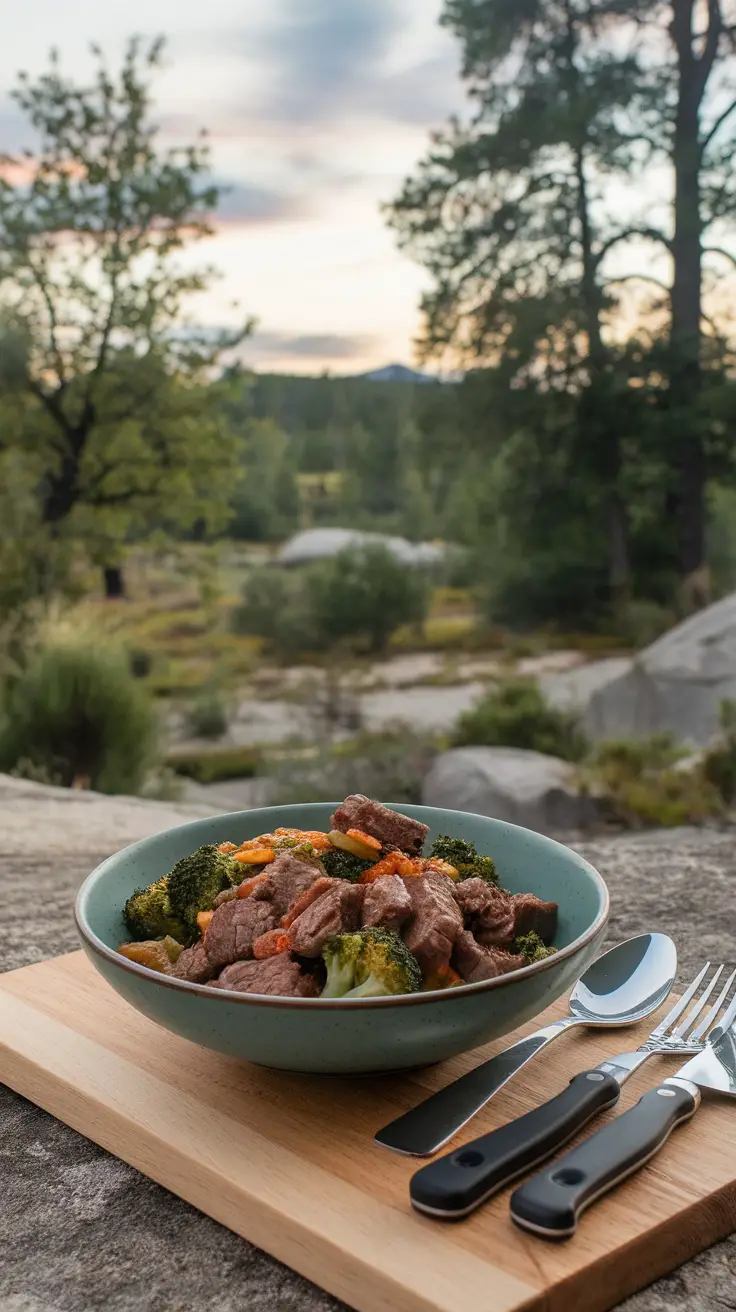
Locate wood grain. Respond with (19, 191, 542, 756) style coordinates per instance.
(1, 952, 735, 1312)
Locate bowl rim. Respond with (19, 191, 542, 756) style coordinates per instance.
(75, 803, 610, 1010)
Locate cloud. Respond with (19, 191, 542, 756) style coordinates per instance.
(206, 0, 461, 131)
(255, 0, 402, 124)
(213, 178, 308, 224)
(247, 330, 378, 360)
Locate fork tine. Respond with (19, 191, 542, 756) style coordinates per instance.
(648, 961, 710, 1039)
(673, 964, 724, 1038)
(690, 966, 736, 1043)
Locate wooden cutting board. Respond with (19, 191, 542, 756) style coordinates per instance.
(2, 951, 735, 1312)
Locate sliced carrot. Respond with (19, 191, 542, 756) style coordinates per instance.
(218, 841, 237, 854)
(234, 847, 276, 865)
(346, 827, 382, 852)
(236, 872, 269, 898)
(197, 910, 215, 936)
(253, 930, 292, 959)
(423, 964, 463, 991)
(359, 853, 419, 882)
(281, 876, 335, 928)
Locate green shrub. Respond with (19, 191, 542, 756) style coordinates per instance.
(308, 545, 430, 656)
(166, 745, 261, 784)
(232, 547, 430, 661)
(268, 728, 438, 806)
(231, 567, 323, 660)
(582, 732, 722, 828)
(702, 699, 736, 804)
(0, 636, 158, 794)
(453, 678, 588, 762)
(588, 733, 686, 777)
(184, 686, 229, 740)
(613, 600, 676, 651)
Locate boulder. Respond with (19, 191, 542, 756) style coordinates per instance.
(584, 591, 736, 746)
(421, 747, 600, 833)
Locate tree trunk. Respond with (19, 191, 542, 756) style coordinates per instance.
(669, 0, 720, 600)
(563, 0, 632, 608)
(572, 135, 632, 608)
(103, 565, 126, 599)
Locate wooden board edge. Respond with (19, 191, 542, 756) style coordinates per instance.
(0, 990, 540, 1312)
(546, 1182, 736, 1312)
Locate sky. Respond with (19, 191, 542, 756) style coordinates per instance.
(0, 0, 466, 375)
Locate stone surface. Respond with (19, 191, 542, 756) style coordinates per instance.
(277, 527, 446, 568)
(584, 591, 736, 746)
(422, 746, 600, 832)
(2, 777, 735, 1311)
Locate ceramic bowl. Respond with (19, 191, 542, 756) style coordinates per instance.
(75, 802, 609, 1074)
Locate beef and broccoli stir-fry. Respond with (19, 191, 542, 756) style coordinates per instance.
(117, 795, 558, 999)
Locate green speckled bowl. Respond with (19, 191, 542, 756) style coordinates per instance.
(75, 803, 609, 1074)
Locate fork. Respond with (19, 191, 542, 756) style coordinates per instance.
(409, 962, 736, 1219)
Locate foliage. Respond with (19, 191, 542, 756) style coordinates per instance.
(184, 686, 230, 740)
(165, 745, 261, 784)
(702, 700, 736, 805)
(453, 678, 588, 762)
(226, 415, 301, 543)
(268, 727, 439, 807)
(0, 39, 249, 577)
(385, 0, 736, 612)
(0, 629, 158, 793)
(308, 545, 431, 656)
(231, 567, 323, 660)
(233, 547, 430, 660)
(583, 733, 723, 828)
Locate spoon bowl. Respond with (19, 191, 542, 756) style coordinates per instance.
(375, 932, 677, 1154)
(569, 933, 678, 1027)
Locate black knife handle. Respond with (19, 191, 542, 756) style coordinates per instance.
(409, 1069, 621, 1219)
(510, 1080, 699, 1240)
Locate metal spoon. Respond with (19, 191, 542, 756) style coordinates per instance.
(375, 933, 677, 1157)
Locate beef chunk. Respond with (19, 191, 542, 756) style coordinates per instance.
(251, 851, 325, 919)
(204, 898, 276, 971)
(453, 930, 522, 984)
(454, 878, 516, 948)
(216, 954, 320, 998)
(289, 882, 365, 957)
(171, 941, 215, 984)
(511, 893, 558, 944)
(281, 877, 338, 928)
(362, 874, 413, 933)
(402, 872, 462, 976)
(330, 794, 428, 856)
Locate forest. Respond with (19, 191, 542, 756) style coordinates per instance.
(1, 3, 736, 809)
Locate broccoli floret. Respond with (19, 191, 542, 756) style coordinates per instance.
(321, 927, 422, 999)
(320, 848, 374, 883)
(167, 844, 239, 939)
(514, 931, 556, 964)
(124, 876, 190, 945)
(430, 834, 499, 886)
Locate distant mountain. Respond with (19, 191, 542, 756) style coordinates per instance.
(359, 363, 437, 384)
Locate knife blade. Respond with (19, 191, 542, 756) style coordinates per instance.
(510, 989, 736, 1239)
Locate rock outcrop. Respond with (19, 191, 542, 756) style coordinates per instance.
(421, 746, 600, 832)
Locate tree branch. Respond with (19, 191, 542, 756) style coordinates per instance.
(27, 260, 66, 386)
(594, 227, 672, 268)
(701, 96, 736, 154)
(703, 245, 736, 269)
(27, 379, 74, 437)
(607, 273, 672, 294)
(695, 0, 724, 94)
